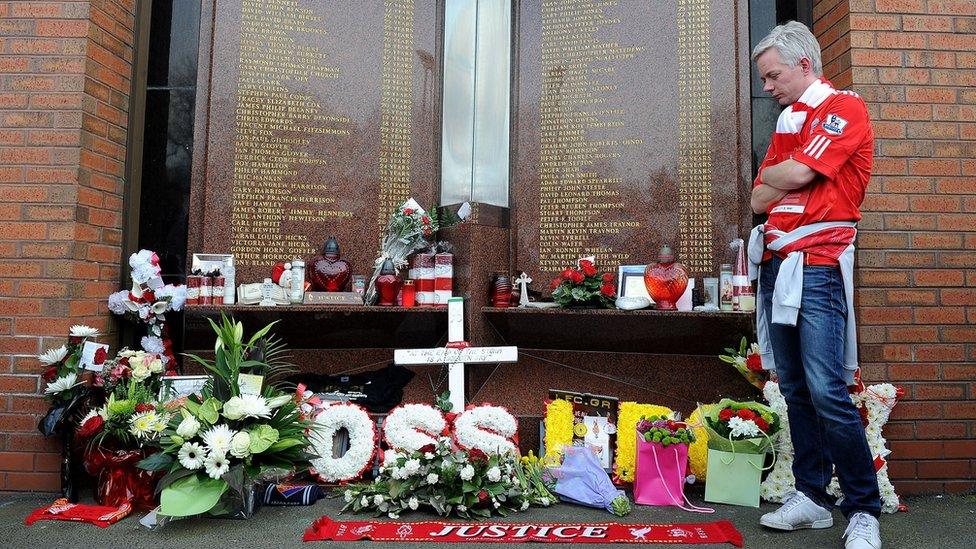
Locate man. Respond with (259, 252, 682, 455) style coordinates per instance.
(750, 21, 881, 549)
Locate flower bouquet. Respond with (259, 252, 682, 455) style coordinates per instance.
(76, 361, 169, 510)
(107, 249, 185, 373)
(702, 399, 781, 507)
(633, 416, 710, 511)
(548, 259, 616, 308)
(364, 199, 467, 305)
(138, 315, 315, 519)
(719, 337, 767, 390)
(36, 325, 101, 502)
(341, 437, 553, 520)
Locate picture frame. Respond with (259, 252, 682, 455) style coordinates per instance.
(191, 253, 233, 275)
(159, 375, 211, 402)
(617, 265, 650, 299)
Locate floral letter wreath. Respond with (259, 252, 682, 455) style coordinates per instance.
(310, 403, 376, 483)
(542, 399, 575, 463)
(383, 403, 447, 453)
(452, 404, 518, 455)
(613, 402, 673, 483)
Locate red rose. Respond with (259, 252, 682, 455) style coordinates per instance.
(736, 409, 756, 421)
(419, 444, 435, 454)
(135, 403, 155, 413)
(746, 353, 763, 372)
(755, 418, 770, 432)
(718, 409, 733, 421)
(42, 365, 58, 382)
(600, 283, 616, 297)
(580, 261, 596, 277)
(422, 215, 431, 225)
(468, 448, 488, 463)
(602, 272, 614, 283)
(550, 277, 561, 290)
(562, 268, 574, 280)
(142, 290, 156, 303)
(403, 207, 414, 215)
(78, 415, 104, 438)
(477, 490, 489, 502)
(570, 270, 584, 284)
(93, 347, 107, 365)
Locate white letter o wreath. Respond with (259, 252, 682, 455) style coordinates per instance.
(310, 403, 376, 483)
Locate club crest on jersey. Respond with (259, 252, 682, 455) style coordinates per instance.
(822, 114, 847, 135)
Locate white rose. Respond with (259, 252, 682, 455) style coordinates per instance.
(426, 473, 439, 485)
(486, 466, 501, 482)
(128, 353, 145, 370)
(230, 431, 251, 458)
(223, 397, 245, 420)
(148, 358, 164, 373)
(132, 364, 150, 381)
(460, 464, 475, 481)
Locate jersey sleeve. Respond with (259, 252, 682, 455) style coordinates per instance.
(793, 94, 871, 180)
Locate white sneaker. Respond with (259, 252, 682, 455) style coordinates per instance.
(844, 512, 881, 549)
(760, 491, 834, 531)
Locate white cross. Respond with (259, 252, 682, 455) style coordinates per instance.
(515, 272, 532, 307)
(393, 297, 518, 411)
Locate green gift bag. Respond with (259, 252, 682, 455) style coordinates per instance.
(703, 448, 766, 507)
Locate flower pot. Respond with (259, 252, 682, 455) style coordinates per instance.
(83, 446, 162, 510)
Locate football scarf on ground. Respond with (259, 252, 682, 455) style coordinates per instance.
(303, 516, 743, 546)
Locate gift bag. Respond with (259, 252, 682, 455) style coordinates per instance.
(634, 437, 713, 512)
(703, 447, 766, 507)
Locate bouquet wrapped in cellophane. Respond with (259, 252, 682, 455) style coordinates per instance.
(364, 198, 468, 305)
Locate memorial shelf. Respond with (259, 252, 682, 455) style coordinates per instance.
(481, 307, 755, 356)
(183, 304, 449, 350)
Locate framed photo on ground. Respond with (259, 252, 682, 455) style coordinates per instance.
(617, 265, 650, 299)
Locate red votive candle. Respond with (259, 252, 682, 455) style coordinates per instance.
(402, 279, 416, 307)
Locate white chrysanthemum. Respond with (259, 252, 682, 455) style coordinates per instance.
(129, 411, 160, 438)
(201, 424, 236, 455)
(486, 466, 501, 482)
(403, 458, 421, 476)
(107, 290, 131, 315)
(176, 415, 201, 438)
(178, 442, 205, 470)
(728, 416, 761, 438)
(459, 464, 475, 481)
(44, 373, 80, 395)
(129, 249, 161, 285)
(141, 336, 165, 354)
(426, 473, 439, 485)
(69, 325, 100, 338)
(155, 284, 186, 311)
(408, 497, 419, 510)
(38, 345, 68, 366)
(204, 451, 230, 479)
(230, 431, 251, 458)
(223, 394, 271, 420)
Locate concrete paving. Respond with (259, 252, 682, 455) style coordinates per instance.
(1, 488, 973, 548)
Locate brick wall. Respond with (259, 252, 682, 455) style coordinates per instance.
(815, 0, 976, 495)
(0, 1, 135, 492)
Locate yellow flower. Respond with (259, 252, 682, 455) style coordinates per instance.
(613, 402, 672, 482)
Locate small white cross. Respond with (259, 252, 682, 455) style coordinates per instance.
(515, 272, 532, 307)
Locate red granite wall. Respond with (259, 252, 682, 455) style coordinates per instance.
(0, 0, 135, 492)
(814, 0, 976, 495)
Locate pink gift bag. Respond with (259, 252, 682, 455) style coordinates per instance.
(633, 436, 713, 513)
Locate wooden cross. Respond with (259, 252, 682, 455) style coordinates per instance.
(394, 297, 518, 411)
(515, 272, 532, 307)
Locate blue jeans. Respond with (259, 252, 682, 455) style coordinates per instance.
(760, 255, 880, 518)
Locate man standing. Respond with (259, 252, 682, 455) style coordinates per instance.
(750, 21, 881, 549)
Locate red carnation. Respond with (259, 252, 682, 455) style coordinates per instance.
(580, 261, 596, 277)
(602, 272, 614, 283)
(550, 277, 561, 290)
(477, 490, 489, 502)
(561, 268, 574, 281)
(600, 283, 616, 297)
(421, 215, 431, 225)
(93, 347, 107, 366)
(736, 409, 756, 421)
(755, 417, 770, 432)
(419, 444, 435, 454)
(142, 290, 156, 303)
(78, 415, 104, 438)
(746, 353, 763, 372)
(718, 409, 734, 421)
(135, 403, 155, 413)
(403, 207, 414, 215)
(570, 270, 585, 284)
(468, 448, 488, 463)
(42, 365, 58, 382)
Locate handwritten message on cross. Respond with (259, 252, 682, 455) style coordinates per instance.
(394, 297, 518, 411)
